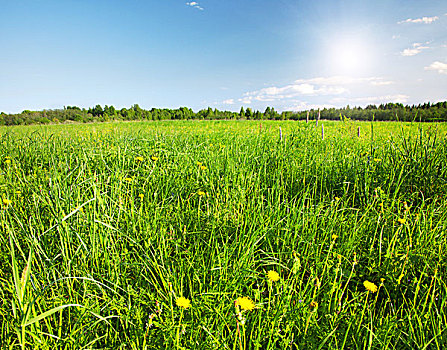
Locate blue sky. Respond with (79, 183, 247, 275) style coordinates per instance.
(1, 0, 446, 113)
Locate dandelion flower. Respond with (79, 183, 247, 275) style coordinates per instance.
(176, 297, 191, 309)
(332, 234, 338, 240)
(139, 193, 144, 200)
(310, 300, 318, 308)
(151, 156, 159, 161)
(125, 177, 133, 183)
(364, 280, 378, 293)
(398, 218, 406, 224)
(374, 158, 382, 162)
(5, 159, 11, 164)
(236, 297, 255, 311)
(135, 156, 144, 162)
(267, 270, 280, 282)
(197, 191, 206, 196)
(3, 198, 12, 206)
(200, 165, 207, 170)
(196, 161, 202, 166)
(334, 197, 340, 201)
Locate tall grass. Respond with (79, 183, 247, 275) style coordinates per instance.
(0, 120, 446, 349)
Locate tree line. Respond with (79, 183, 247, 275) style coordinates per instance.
(1, 101, 446, 126)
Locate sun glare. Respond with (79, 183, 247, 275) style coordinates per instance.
(327, 34, 374, 76)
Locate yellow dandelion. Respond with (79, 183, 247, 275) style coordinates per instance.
(197, 191, 206, 196)
(135, 156, 144, 162)
(125, 177, 133, 183)
(397, 218, 406, 224)
(334, 196, 340, 201)
(3, 198, 12, 206)
(267, 270, 280, 282)
(332, 234, 338, 240)
(5, 159, 11, 164)
(176, 296, 191, 309)
(374, 158, 382, 162)
(363, 280, 378, 293)
(196, 161, 202, 166)
(200, 165, 207, 170)
(151, 156, 159, 161)
(236, 297, 255, 311)
(310, 300, 318, 308)
(139, 193, 144, 199)
(78, 207, 84, 213)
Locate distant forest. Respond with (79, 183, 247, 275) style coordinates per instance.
(1, 101, 447, 126)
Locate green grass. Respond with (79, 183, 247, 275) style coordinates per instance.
(1, 119, 446, 349)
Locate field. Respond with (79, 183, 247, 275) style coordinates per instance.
(1, 120, 446, 349)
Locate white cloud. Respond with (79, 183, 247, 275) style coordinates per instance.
(331, 94, 410, 105)
(225, 76, 395, 107)
(238, 97, 252, 104)
(222, 99, 234, 105)
(284, 102, 338, 111)
(424, 61, 447, 74)
(370, 79, 394, 86)
(294, 76, 393, 86)
(401, 42, 430, 56)
(186, 2, 203, 10)
(240, 82, 347, 104)
(398, 16, 439, 24)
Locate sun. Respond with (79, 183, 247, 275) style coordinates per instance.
(327, 34, 374, 77)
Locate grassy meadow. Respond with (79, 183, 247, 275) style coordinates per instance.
(1, 119, 446, 349)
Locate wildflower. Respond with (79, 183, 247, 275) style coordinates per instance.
(196, 161, 202, 166)
(151, 156, 159, 161)
(398, 218, 406, 224)
(200, 165, 207, 170)
(236, 297, 255, 311)
(78, 207, 84, 213)
(139, 193, 144, 200)
(125, 177, 133, 183)
(197, 191, 206, 196)
(5, 159, 11, 164)
(135, 156, 144, 162)
(374, 158, 382, 162)
(267, 270, 280, 282)
(363, 280, 378, 293)
(176, 297, 191, 309)
(380, 278, 385, 284)
(3, 198, 12, 206)
(310, 301, 318, 308)
(332, 234, 338, 240)
(148, 313, 155, 328)
(334, 197, 340, 201)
